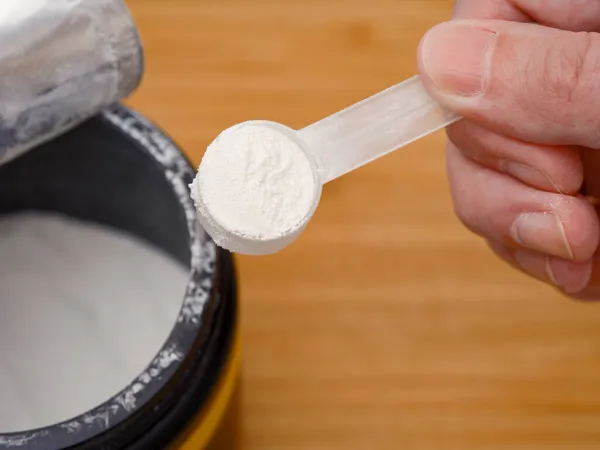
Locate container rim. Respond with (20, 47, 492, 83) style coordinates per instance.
(0, 104, 222, 449)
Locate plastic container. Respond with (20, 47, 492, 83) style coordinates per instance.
(0, 104, 240, 450)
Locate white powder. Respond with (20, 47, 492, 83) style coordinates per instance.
(0, 212, 189, 433)
(189, 121, 319, 254)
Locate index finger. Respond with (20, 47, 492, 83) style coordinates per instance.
(453, 0, 529, 21)
(455, 0, 600, 31)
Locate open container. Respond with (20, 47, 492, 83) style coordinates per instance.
(0, 106, 241, 450)
(0, 0, 240, 448)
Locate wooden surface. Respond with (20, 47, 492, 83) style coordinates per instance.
(126, 1, 600, 448)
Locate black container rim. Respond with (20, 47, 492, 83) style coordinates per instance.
(0, 105, 227, 449)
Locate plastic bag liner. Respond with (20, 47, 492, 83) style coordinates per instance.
(0, 0, 143, 166)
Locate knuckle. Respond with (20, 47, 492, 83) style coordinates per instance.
(446, 121, 494, 167)
(533, 32, 600, 110)
(446, 123, 472, 156)
(453, 202, 480, 235)
(539, 33, 592, 105)
(523, 31, 600, 146)
(449, 186, 484, 235)
(447, 141, 510, 239)
(447, 144, 490, 237)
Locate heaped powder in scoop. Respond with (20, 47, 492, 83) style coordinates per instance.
(189, 122, 317, 252)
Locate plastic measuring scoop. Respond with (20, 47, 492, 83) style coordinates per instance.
(298, 74, 460, 183)
(191, 75, 461, 255)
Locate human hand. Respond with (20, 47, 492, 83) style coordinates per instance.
(417, 0, 600, 299)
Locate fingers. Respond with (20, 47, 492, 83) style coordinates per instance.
(454, 0, 600, 31)
(446, 120, 583, 194)
(444, 0, 600, 298)
(487, 240, 593, 295)
(417, 20, 600, 148)
(515, 0, 600, 31)
(453, 0, 529, 21)
(572, 256, 600, 300)
(447, 141, 599, 261)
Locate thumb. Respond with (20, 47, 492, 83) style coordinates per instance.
(418, 20, 600, 149)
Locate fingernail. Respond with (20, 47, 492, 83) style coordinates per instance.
(514, 251, 591, 294)
(511, 212, 574, 260)
(514, 251, 552, 282)
(547, 258, 592, 294)
(502, 161, 561, 193)
(421, 22, 497, 97)
(571, 255, 600, 300)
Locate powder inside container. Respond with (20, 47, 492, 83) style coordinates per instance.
(0, 212, 190, 433)
(190, 122, 318, 251)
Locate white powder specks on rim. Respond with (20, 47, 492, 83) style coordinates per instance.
(189, 122, 318, 252)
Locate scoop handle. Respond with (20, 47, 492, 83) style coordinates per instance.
(297, 75, 460, 183)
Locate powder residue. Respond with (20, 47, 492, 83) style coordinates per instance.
(189, 122, 317, 248)
(0, 212, 189, 433)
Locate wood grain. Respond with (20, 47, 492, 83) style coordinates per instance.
(126, 1, 600, 448)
